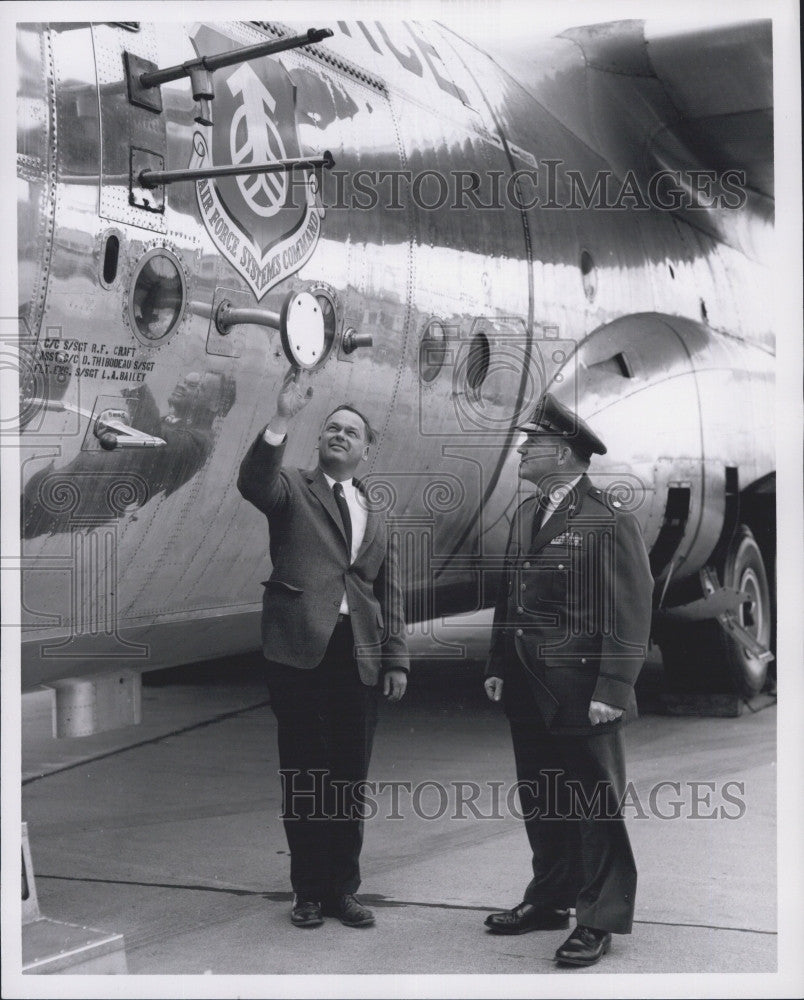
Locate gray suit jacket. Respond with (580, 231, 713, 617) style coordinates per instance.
(237, 431, 409, 684)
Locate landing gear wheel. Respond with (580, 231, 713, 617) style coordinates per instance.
(721, 526, 772, 695)
(659, 525, 772, 696)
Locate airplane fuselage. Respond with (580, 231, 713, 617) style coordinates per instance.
(17, 19, 774, 688)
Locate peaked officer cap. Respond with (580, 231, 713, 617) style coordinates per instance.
(516, 393, 607, 456)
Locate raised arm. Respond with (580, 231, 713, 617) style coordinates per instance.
(237, 368, 313, 515)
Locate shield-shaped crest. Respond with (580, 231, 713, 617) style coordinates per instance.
(189, 26, 322, 300)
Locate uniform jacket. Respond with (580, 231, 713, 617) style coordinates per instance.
(485, 474, 653, 733)
(237, 432, 409, 684)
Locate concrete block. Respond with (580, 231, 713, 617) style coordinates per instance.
(50, 671, 142, 738)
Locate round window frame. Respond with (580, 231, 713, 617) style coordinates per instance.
(127, 247, 187, 347)
(307, 284, 338, 370)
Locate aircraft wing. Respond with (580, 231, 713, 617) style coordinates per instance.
(473, 18, 773, 258)
(634, 19, 773, 202)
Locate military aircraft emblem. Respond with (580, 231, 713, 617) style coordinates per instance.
(189, 25, 322, 299)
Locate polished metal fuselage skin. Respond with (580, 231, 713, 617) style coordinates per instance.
(17, 20, 774, 685)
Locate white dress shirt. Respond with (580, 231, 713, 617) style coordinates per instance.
(263, 427, 367, 613)
(539, 475, 582, 530)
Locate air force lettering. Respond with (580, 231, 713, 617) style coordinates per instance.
(484, 393, 653, 967)
(190, 24, 323, 300)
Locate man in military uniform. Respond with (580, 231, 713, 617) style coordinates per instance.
(483, 392, 653, 966)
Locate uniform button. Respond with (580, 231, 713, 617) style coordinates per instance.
(515, 629, 523, 637)
(333, 600, 340, 607)
(517, 606, 523, 614)
(523, 561, 531, 568)
(520, 583, 526, 591)
(581, 657, 587, 664)
(558, 564, 564, 570)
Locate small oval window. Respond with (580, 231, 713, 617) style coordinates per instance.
(466, 331, 490, 390)
(580, 249, 597, 301)
(419, 320, 446, 383)
(129, 249, 186, 343)
(102, 234, 119, 286)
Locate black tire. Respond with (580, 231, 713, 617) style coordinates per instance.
(721, 526, 773, 694)
(659, 525, 772, 696)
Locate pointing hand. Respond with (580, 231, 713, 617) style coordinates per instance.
(275, 367, 313, 421)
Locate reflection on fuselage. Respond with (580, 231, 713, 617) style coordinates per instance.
(14, 19, 775, 690)
(22, 373, 237, 539)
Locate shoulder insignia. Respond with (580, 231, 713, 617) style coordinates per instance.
(587, 488, 623, 513)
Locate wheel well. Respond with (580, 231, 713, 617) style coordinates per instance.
(655, 473, 776, 695)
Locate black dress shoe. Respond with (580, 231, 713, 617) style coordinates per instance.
(290, 895, 323, 928)
(322, 893, 375, 927)
(555, 925, 612, 965)
(484, 902, 570, 934)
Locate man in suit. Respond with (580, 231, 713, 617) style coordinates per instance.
(238, 369, 409, 929)
(483, 392, 652, 966)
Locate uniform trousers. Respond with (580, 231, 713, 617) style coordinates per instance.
(507, 680, 637, 934)
(265, 617, 378, 900)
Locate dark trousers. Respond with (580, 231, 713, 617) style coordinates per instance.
(509, 717, 637, 934)
(265, 618, 378, 900)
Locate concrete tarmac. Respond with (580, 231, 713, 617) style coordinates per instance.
(20, 622, 777, 981)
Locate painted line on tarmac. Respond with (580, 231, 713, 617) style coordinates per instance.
(35, 874, 776, 936)
(21, 700, 273, 786)
(37, 873, 272, 898)
(630, 917, 775, 936)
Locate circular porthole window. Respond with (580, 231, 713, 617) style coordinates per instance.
(128, 248, 186, 344)
(466, 331, 490, 390)
(419, 320, 447, 383)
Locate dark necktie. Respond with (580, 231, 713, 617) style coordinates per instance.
(530, 499, 547, 547)
(332, 481, 353, 556)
